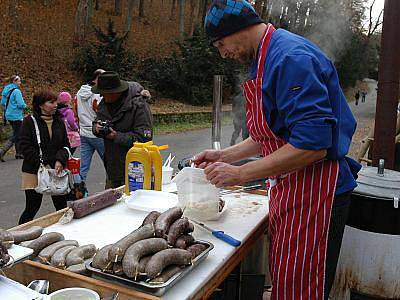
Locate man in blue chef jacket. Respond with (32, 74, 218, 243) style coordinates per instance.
(194, 1, 361, 299)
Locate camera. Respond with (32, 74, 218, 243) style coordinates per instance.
(97, 120, 113, 138)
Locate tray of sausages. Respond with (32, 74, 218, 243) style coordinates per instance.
(85, 207, 214, 296)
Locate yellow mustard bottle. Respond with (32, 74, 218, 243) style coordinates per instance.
(124, 142, 152, 195)
(146, 145, 163, 191)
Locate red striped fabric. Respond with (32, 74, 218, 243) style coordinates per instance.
(242, 25, 339, 299)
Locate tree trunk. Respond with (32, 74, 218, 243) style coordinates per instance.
(254, 0, 263, 14)
(114, 0, 122, 15)
(125, 0, 137, 34)
(179, 0, 185, 39)
(189, 0, 198, 37)
(261, 0, 270, 20)
(169, 0, 177, 20)
(200, 0, 209, 24)
(74, 0, 91, 45)
(9, 0, 20, 32)
(85, 0, 94, 29)
(286, 1, 298, 31)
(139, 0, 145, 18)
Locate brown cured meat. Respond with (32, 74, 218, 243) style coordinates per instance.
(68, 189, 121, 219)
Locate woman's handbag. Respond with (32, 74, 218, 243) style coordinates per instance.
(31, 116, 71, 195)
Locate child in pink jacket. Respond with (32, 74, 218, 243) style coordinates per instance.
(58, 92, 80, 153)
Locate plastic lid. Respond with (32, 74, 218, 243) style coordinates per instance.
(354, 166, 400, 200)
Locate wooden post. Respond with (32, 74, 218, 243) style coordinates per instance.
(372, 0, 400, 168)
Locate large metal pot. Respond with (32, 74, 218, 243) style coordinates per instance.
(331, 165, 400, 299)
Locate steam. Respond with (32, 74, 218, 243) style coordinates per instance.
(261, 0, 355, 62)
(304, 1, 352, 62)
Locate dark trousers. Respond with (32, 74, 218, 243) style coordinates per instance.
(18, 189, 68, 224)
(105, 178, 124, 189)
(9, 120, 22, 154)
(324, 191, 351, 299)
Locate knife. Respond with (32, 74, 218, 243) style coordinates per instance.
(191, 219, 241, 247)
(219, 184, 263, 196)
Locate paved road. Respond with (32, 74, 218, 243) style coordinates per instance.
(347, 79, 378, 157)
(347, 79, 377, 120)
(0, 125, 234, 229)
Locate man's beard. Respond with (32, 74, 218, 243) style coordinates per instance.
(237, 51, 253, 64)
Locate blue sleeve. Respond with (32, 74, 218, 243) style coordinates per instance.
(14, 90, 26, 109)
(275, 54, 337, 150)
(1, 94, 5, 107)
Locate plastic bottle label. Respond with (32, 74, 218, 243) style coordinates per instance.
(128, 161, 144, 191)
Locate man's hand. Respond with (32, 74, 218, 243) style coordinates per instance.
(204, 162, 242, 188)
(54, 161, 63, 175)
(94, 123, 102, 134)
(106, 128, 117, 140)
(141, 89, 151, 98)
(193, 149, 223, 169)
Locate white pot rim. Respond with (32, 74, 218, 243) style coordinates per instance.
(48, 287, 100, 300)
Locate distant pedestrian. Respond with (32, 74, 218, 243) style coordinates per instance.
(76, 69, 105, 184)
(355, 91, 360, 106)
(18, 90, 70, 224)
(0, 75, 26, 162)
(360, 80, 369, 103)
(361, 91, 367, 103)
(58, 92, 79, 154)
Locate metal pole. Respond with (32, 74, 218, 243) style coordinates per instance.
(372, 0, 400, 168)
(212, 75, 223, 150)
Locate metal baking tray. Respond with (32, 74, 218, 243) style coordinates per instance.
(86, 240, 214, 296)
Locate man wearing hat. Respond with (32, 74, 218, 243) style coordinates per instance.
(194, 1, 361, 299)
(92, 71, 153, 188)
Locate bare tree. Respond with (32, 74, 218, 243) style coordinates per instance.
(179, 0, 185, 39)
(125, 0, 137, 34)
(261, 0, 270, 20)
(200, 0, 210, 24)
(114, 0, 122, 15)
(170, 0, 177, 20)
(8, 0, 20, 32)
(254, 0, 263, 14)
(189, 0, 199, 37)
(367, 0, 383, 38)
(74, 0, 94, 44)
(139, 0, 145, 18)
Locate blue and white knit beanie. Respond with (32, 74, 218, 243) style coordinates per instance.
(205, 0, 263, 44)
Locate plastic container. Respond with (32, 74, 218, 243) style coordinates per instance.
(147, 145, 163, 191)
(124, 143, 152, 195)
(172, 167, 220, 221)
(125, 190, 178, 212)
(162, 166, 174, 185)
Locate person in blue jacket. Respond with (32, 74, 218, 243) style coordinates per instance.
(1, 75, 27, 161)
(195, 1, 361, 299)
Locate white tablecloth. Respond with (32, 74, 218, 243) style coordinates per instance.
(44, 191, 269, 299)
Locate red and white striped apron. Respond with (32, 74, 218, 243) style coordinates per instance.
(242, 24, 339, 299)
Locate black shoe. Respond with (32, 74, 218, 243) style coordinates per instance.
(15, 154, 24, 159)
